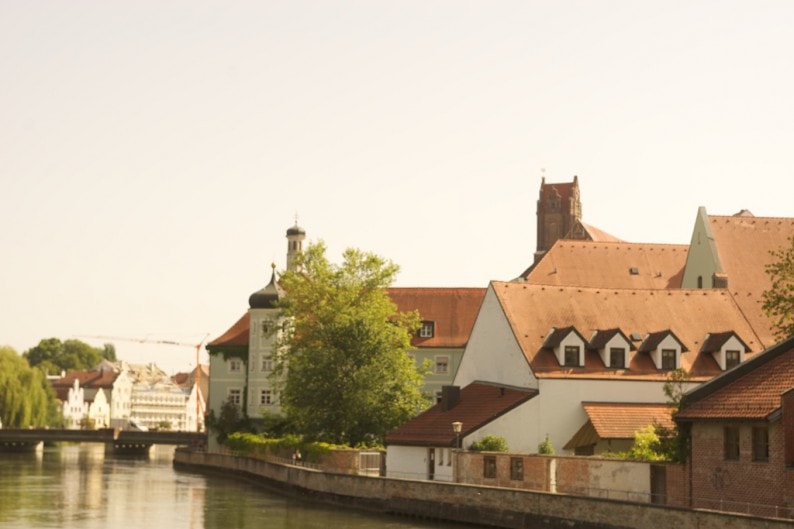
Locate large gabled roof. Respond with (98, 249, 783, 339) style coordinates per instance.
(524, 240, 687, 289)
(676, 335, 794, 422)
(385, 382, 537, 447)
(491, 281, 762, 381)
(708, 214, 794, 347)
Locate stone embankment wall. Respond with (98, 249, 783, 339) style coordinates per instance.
(174, 449, 793, 529)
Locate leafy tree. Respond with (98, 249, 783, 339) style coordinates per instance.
(763, 235, 794, 339)
(469, 435, 509, 452)
(206, 398, 252, 444)
(0, 346, 61, 427)
(625, 426, 666, 461)
(23, 338, 109, 375)
(275, 241, 429, 446)
(537, 435, 555, 455)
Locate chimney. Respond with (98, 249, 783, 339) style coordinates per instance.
(441, 385, 460, 411)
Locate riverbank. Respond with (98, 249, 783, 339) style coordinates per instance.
(173, 449, 793, 529)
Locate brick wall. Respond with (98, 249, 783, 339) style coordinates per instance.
(175, 449, 794, 529)
(689, 421, 790, 517)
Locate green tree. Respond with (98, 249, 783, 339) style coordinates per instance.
(275, 241, 428, 446)
(763, 234, 794, 339)
(23, 338, 106, 375)
(537, 435, 555, 455)
(625, 426, 665, 461)
(205, 397, 252, 444)
(0, 346, 61, 427)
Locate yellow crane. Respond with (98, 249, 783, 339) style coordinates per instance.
(77, 333, 210, 431)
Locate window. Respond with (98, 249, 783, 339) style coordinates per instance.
(725, 350, 740, 370)
(610, 347, 625, 369)
(259, 389, 272, 406)
(435, 356, 449, 374)
(435, 391, 443, 404)
(724, 427, 740, 460)
(510, 457, 524, 481)
(229, 358, 242, 373)
(752, 427, 769, 462)
(564, 346, 580, 367)
(697, 276, 703, 289)
(483, 456, 497, 479)
(261, 356, 273, 372)
(228, 389, 242, 406)
(419, 321, 435, 338)
(661, 349, 676, 370)
(437, 449, 444, 466)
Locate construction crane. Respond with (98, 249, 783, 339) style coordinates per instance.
(77, 333, 210, 431)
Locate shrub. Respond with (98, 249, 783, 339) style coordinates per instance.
(468, 435, 508, 452)
(538, 435, 555, 455)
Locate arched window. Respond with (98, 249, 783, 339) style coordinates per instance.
(697, 276, 703, 288)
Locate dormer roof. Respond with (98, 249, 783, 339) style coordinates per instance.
(638, 330, 688, 353)
(700, 331, 751, 354)
(589, 328, 635, 351)
(542, 326, 587, 349)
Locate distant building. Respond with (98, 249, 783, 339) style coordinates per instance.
(122, 362, 196, 431)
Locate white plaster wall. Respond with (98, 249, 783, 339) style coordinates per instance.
(556, 333, 585, 366)
(714, 335, 745, 370)
(88, 389, 110, 428)
(570, 458, 651, 499)
(601, 335, 630, 368)
(110, 372, 133, 421)
(455, 286, 536, 389)
(386, 445, 432, 480)
(681, 207, 718, 288)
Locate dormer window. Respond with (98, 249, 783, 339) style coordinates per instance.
(701, 332, 749, 371)
(638, 330, 686, 371)
(610, 348, 626, 369)
(590, 329, 633, 369)
(661, 349, 677, 370)
(543, 326, 586, 367)
(419, 321, 435, 338)
(564, 346, 580, 367)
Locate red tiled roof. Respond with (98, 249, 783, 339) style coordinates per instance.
(492, 281, 763, 380)
(676, 337, 794, 421)
(524, 241, 687, 289)
(579, 222, 624, 243)
(565, 402, 675, 450)
(387, 288, 486, 348)
(708, 214, 794, 347)
(50, 369, 119, 390)
(207, 313, 250, 348)
(385, 383, 537, 446)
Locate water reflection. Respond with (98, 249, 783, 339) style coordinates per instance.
(0, 444, 469, 529)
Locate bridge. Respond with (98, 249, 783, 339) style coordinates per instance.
(0, 428, 206, 454)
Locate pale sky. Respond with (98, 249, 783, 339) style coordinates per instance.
(2, 1, 793, 374)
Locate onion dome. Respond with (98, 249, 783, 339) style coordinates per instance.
(248, 264, 283, 309)
(287, 223, 305, 236)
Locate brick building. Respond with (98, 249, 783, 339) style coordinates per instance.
(676, 334, 794, 517)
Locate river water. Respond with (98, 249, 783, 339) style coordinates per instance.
(0, 444, 472, 529)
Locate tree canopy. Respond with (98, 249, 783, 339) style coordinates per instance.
(23, 338, 115, 375)
(763, 234, 794, 340)
(274, 241, 429, 446)
(0, 346, 62, 427)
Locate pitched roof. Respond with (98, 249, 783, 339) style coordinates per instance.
(207, 313, 250, 349)
(385, 382, 537, 446)
(387, 287, 486, 348)
(50, 370, 119, 401)
(676, 335, 794, 422)
(578, 222, 624, 243)
(708, 214, 794, 347)
(524, 241, 687, 289)
(564, 402, 675, 450)
(491, 281, 762, 380)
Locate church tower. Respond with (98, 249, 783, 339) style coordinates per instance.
(535, 175, 582, 263)
(286, 220, 306, 272)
